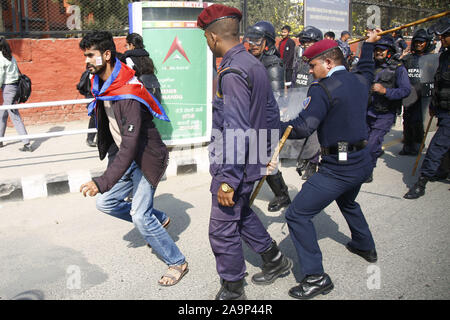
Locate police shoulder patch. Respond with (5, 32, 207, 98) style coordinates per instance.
(303, 96, 312, 109)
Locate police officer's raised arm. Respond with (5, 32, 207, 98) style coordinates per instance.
(354, 28, 383, 87)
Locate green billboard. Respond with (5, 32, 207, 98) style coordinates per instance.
(142, 28, 212, 145)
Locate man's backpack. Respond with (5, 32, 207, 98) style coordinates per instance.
(14, 72, 32, 103)
(76, 70, 93, 98)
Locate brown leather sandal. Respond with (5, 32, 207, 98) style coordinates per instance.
(158, 262, 189, 287)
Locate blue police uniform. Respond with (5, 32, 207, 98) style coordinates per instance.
(404, 48, 450, 199)
(281, 42, 377, 278)
(421, 50, 450, 177)
(422, 49, 450, 175)
(367, 59, 411, 169)
(209, 43, 281, 282)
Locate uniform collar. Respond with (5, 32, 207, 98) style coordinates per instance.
(327, 65, 346, 77)
(220, 43, 246, 68)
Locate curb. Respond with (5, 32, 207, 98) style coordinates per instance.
(0, 147, 210, 202)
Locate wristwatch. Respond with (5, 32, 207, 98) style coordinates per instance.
(220, 183, 234, 193)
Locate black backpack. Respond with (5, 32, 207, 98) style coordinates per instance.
(14, 72, 32, 103)
(76, 70, 93, 98)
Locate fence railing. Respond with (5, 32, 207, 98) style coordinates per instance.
(1, 0, 129, 38)
(0, 98, 96, 143)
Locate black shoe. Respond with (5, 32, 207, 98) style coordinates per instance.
(215, 278, 246, 300)
(346, 243, 377, 263)
(86, 139, 97, 147)
(268, 195, 291, 212)
(404, 176, 428, 199)
(252, 241, 292, 285)
(288, 273, 334, 300)
(0, 142, 3, 148)
(19, 143, 32, 152)
(364, 173, 373, 183)
(302, 162, 317, 181)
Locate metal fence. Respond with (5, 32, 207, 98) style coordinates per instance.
(0, 0, 130, 38)
(350, 0, 448, 37)
(1, 1, 447, 39)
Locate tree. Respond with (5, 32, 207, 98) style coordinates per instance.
(351, 0, 448, 36)
(221, 0, 304, 36)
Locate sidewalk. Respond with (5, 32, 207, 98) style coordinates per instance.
(0, 116, 438, 202)
(0, 120, 209, 201)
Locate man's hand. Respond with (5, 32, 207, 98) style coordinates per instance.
(266, 158, 279, 176)
(366, 28, 382, 43)
(372, 83, 387, 95)
(80, 181, 99, 197)
(400, 46, 411, 59)
(217, 188, 235, 207)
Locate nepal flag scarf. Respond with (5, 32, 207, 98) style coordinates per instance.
(87, 58, 169, 122)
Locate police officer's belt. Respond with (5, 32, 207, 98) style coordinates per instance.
(321, 140, 368, 156)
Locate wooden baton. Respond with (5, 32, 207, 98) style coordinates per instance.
(412, 115, 434, 176)
(249, 125, 293, 206)
(348, 11, 450, 45)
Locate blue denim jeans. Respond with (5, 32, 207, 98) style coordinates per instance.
(96, 162, 186, 266)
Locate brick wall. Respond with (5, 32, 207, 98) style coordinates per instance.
(5, 36, 364, 127)
(4, 36, 126, 127)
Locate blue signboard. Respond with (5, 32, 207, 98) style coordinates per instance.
(304, 0, 350, 36)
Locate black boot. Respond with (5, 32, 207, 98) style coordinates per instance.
(266, 171, 291, 212)
(251, 241, 292, 285)
(399, 144, 418, 156)
(215, 278, 246, 300)
(404, 176, 428, 199)
(288, 273, 334, 300)
(302, 161, 317, 180)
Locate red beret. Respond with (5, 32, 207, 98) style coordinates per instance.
(303, 39, 339, 62)
(197, 4, 242, 30)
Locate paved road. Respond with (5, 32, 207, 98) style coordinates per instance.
(1, 127, 449, 300)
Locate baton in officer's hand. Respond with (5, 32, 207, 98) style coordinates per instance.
(249, 125, 293, 206)
(412, 116, 434, 176)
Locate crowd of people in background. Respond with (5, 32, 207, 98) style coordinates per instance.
(267, 21, 449, 193)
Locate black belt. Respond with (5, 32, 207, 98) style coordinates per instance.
(321, 140, 368, 156)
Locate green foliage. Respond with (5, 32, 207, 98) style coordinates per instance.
(220, 0, 304, 36)
(222, 0, 447, 38)
(351, 0, 448, 36)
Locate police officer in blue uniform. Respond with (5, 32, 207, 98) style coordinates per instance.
(366, 35, 411, 182)
(405, 17, 450, 199)
(197, 4, 292, 300)
(244, 21, 292, 212)
(291, 26, 323, 180)
(280, 30, 382, 299)
(400, 28, 437, 156)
